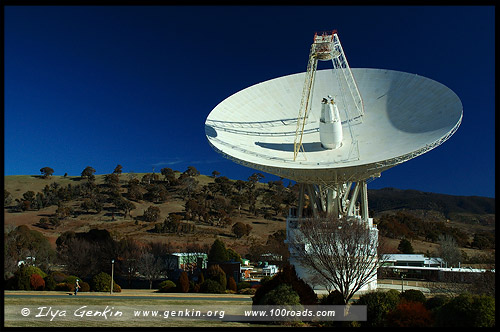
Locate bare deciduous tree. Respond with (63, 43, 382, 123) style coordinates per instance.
(181, 176, 199, 198)
(438, 234, 462, 267)
(116, 237, 142, 288)
(137, 249, 166, 290)
(56, 229, 116, 278)
(136, 241, 173, 289)
(265, 229, 290, 268)
(288, 216, 385, 304)
(58, 237, 101, 277)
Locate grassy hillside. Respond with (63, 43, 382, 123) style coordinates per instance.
(4, 173, 285, 255)
(4, 174, 495, 261)
(368, 187, 495, 217)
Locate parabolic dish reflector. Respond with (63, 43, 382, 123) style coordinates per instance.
(205, 68, 462, 184)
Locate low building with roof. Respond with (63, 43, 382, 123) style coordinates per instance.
(166, 252, 207, 272)
(382, 254, 445, 268)
(379, 253, 492, 282)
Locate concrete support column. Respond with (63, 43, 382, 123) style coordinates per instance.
(360, 180, 369, 222)
(347, 182, 361, 216)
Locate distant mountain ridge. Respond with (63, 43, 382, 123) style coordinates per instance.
(368, 187, 495, 217)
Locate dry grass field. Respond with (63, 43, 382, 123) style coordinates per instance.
(4, 290, 268, 328)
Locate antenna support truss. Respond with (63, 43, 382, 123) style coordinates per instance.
(293, 30, 364, 161)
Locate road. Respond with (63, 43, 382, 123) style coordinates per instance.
(4, 289, 253, 301)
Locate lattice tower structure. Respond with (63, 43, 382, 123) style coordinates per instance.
(294, 31, 364, 162)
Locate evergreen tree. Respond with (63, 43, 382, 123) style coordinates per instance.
(208, 239, 229, 262)
(178, 271, 190, 293)
(227, 276, 237, 292)
(206, 264, 226, 290)
(398, 238, 414, 254)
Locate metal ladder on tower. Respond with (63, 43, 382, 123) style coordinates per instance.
(293, 44, 319, 161)
(293, 31, 364, 162)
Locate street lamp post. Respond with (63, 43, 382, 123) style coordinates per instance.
(111, 259, 115, 295)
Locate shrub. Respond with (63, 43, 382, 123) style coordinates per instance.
(260, 284, 301, 305)
(5, 189, 13, 206)
(252, 264, 317, 306)
(63, 275, 86, 291)
(471, 294, 495, 327)
(200, 279, 225, 294)
(30, 274, 45, 291)
(158, 280, 176, 293)
(206, 264, 226, 290)
(15, 266, 48, 290)
(436, 293, 475, 327)
(50, 271, 68, 283)
(63, 275, 81, 285)
(44, 275, 57, 291)
(354, 290, 400, 327)
(320, 290, 345, 305)
(189, 280, 200, 293)
(259, 284, 303, 326)
(434, 293, 495, 327)
(237, 281, 251, 290)
(318, 290, 358, 328)
(259, 276, 272, 285)
(227, 276, 237, 292)
(178, 272, 189, 293)
(386, 300, 433, 327)
(424, 295, 448, 312)
(143, 206, 161, 222)
(29, 266, 48, 278)
(239, 288, 257, 295)
(91, 272, 121, 292)
(385, 289, 401, 304)
(80, 281, 90, 292)
(113, 282, 122, 293)
(55, 283, 73, 291)
(232, 221, 251, 238)
(15, 271, 31, 291)
(5, 276, 17, 290)
(400, 289, 426, 303)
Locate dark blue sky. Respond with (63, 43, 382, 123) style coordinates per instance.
(4, 6, 495, 198)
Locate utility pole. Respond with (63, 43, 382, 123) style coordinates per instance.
(111, 259, 115, 295)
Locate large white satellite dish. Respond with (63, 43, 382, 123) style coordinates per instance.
(205, 31, 462, 221)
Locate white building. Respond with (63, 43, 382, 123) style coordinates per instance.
(383, 254, 445, 268)
(380, 253, 493, 282)
(17, 256, 36, 267)
(262, 264, 279, 276)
